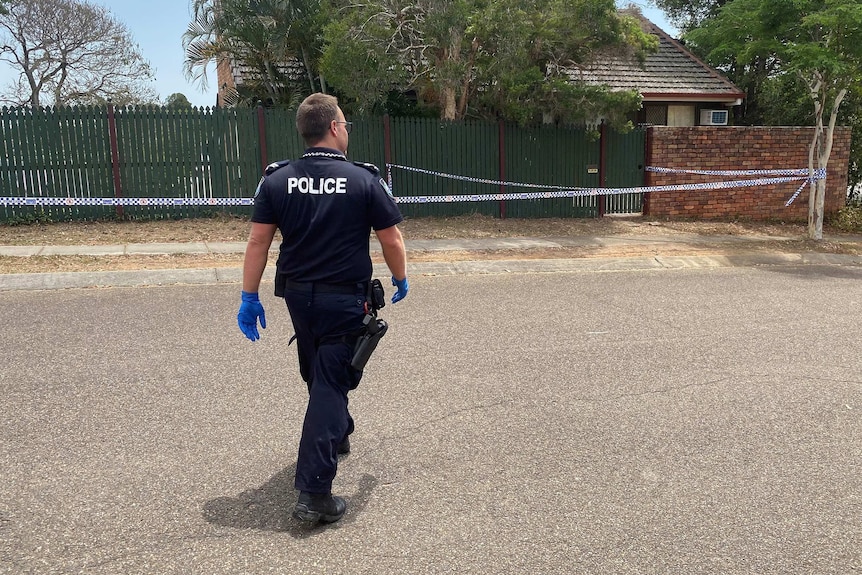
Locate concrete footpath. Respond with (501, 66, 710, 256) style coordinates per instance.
(1, 233, 861, 291)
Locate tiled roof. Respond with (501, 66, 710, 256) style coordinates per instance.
(568, 12, 744, 102)
(227, 57, 305, 87)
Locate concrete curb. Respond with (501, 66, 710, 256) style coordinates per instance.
(2, 252, 860, 292)
(4, 233, 856, 258)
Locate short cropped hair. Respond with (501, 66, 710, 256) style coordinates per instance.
(296, 93, 340, 145)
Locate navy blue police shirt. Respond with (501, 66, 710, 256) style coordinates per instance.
(251, 147, 403, 285)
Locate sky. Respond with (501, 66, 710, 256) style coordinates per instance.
(623, 1, 679, 35)
(94, 0, 218, 107)
(0, 0, 219, 107)
(1, 1, 679, 109)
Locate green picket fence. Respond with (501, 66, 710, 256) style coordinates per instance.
(389, 117, 500, 218)
(113, 106, 260, 220)
(0, 105, 645, 222)
(0, 106, 113, 220)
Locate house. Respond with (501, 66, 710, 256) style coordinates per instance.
(569, 10, 745, 126)
(217, 57, 305, 108)
(216, 9, 744, 125)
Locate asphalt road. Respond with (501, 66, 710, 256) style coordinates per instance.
(1, 265, 860, 574)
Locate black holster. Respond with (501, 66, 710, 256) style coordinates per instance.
(350, 314, 388, 371)
(349, 278, 388, 370)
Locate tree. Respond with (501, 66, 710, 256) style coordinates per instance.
(321, 0, 477, 118)
(164, 92, 193, 108)
(321, 0, 655, 123)
(651, 0, 730, 32)
(686, 0, 862, 239)
(469, 0, 654, 127)
(183, 0, 325, 108)
(843, 92, 862, 202)
(657, 0, 862, 196)
(652, 0, 771, 124)
(0, 0, 156, 106)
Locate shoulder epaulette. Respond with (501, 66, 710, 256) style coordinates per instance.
(353, 161, 380, 175)
(265, 160, 291, 175)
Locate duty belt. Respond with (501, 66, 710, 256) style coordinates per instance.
(284, 280, 366, 294)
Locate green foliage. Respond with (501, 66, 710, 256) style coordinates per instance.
(828, 204, 862, 231)
(184, 0, 325, 109)
(319, 16, 408, 114)
(686, 0, 862, 104)
(321, 0, 655, 124)
(758, 74, 812, 126)
(651, 0, 730, 31)
(470, 0, 651, 127)
(3, 209, 53, 226)
(321, 0, 479, 118)
(682, 0, 862, 198)
(164, 93, 193, 108)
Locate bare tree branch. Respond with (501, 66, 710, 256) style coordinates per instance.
(0, 0, 155, 106)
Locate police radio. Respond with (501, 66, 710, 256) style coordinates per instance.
(350, 279, 388, 371)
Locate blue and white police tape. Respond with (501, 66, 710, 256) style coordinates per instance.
(645, 165, 826, 206)
(645, 166, 813, 177)
(0, 197, 254, 207)
(1, 165, 826, 208)
(386, 163, 826, 206)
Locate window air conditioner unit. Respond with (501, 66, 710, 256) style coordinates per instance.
(700, 109, 729, 126)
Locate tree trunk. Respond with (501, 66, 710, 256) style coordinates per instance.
(807, 128, 821, 240)
(807, 87, 846, 240)
(441, 86, 457, 120)
(300, 46, 316, 93)
(438, 30, 461, 121)
(25, 70, 40, 107)
(456, 37, 479, 119)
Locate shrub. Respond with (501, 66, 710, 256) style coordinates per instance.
(829, 205, 862, 232)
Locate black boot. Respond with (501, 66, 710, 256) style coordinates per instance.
(293, 491, 346, 523)
(337, 436, 350, 455)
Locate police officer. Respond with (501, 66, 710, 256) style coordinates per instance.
(237, 93, 408, 524)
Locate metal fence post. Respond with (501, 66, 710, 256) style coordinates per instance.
(106, 103, 124, 219)
(598, 120, 607, 218)
(643, 126, 653, 216)
(257, 103, 268, 172)
(383, 114, 392, 188)
(498, 119, 507, 219)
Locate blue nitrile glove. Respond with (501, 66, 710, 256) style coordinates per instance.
(391, 276, 409, 304)
(237, 291, 266, 341)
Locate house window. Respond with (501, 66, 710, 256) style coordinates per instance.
(667, 105, 696, 126)
(644, 105, 668, 125)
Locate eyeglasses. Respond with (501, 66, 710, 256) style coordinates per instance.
(335, 121, 353, 134)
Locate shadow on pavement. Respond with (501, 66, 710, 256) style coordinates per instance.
(202, 463, 379, 537)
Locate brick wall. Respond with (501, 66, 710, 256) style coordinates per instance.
(643, 126, 851, 221)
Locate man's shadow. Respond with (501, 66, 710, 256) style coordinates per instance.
(202, 462, 378, 537)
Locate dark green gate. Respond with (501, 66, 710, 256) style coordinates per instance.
(603, 126, 646, 214)
(388, 117, 500, 219)
(503, 123, 600, 218)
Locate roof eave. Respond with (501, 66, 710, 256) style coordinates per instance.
(641, 92, 745, 103)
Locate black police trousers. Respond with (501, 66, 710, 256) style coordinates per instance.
(284, 283, 367, 494)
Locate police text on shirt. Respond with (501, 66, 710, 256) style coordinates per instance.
(287, 177, 348, 195)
